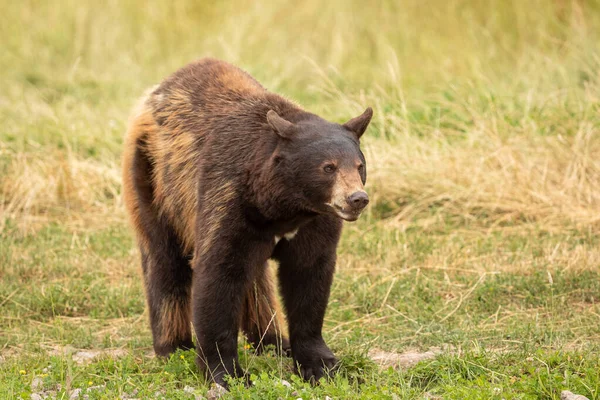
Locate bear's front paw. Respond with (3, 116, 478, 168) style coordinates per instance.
(298, 355, 338, 383)
(292, 339, 338, 383)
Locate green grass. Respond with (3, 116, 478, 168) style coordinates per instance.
(1, 0, 600, 398)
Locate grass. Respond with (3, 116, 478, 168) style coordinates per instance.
(1, 0, 600, 398)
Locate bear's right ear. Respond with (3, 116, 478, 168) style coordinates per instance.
(267, 110, 294, 139)
(343, 107, 373, 139)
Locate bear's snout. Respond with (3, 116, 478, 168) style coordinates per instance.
(347, 191, 369, 210)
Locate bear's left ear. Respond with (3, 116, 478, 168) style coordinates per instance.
(267, 110, 295, 139)
(343, 107, 373, 139)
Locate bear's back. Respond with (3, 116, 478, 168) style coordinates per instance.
(147, 59, 269, 135)
(133, 59, 294, 254)
(160, 58, 266, 102)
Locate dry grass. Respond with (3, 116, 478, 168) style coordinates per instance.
(366, 119, 600, 229)
(0, 150, 122, 232)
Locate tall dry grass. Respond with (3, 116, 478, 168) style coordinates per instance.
(1, 0, 599, 239)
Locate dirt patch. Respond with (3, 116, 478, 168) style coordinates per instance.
(368, 348, 442, 369)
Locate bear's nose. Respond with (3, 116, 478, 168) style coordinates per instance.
(347, 191, 369, 210)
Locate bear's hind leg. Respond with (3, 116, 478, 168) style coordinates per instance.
(241, 263, 291, 356)
(123, 129, 193, 357)
(140, 242, 193, 357)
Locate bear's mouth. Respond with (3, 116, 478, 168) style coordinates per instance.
(329, 205, 362, 221)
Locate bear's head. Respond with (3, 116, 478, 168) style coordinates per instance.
(267, 107, 373, 222)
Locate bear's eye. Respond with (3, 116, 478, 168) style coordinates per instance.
(358, 164, 364, 173)
(323, 164, 337, 174)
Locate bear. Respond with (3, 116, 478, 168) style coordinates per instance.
(122, 58, 372, 387)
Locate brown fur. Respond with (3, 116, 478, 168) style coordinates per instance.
(122, 89, 158, 251)
(122, 59, 292, 358)
(158, 296, 191, 347)
(122, 58, 372, 386)
(123, 97, 195, 353)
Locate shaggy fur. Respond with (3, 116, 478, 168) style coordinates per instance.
(122, 58, 372, 386)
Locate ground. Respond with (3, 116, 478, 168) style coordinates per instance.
(1, 1, 599, 399)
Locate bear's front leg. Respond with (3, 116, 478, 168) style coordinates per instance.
(273, 215, 342, 383)
(192, 228, 271, 387)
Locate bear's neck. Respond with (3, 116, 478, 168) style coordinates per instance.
(243, 201, 317, 238)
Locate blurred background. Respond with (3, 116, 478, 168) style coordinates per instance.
(1, 1, 599, 398)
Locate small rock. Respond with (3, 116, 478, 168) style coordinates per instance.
(69, 388, 82, 399)
(30, 394, 43, 400)
(121, 389, 141, 400)
(561, 391, 590, 400)
(291, 391, 299, 397)
(325, 397, 332, 400)
(31, 377, 44, 391)
(206, 384, 227, 400)
(280, 379, 292, 388)
(183, 385, 195, 394)
(86, 385, 105, 392)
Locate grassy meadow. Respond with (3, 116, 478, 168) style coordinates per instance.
(1, 0, 600, 398)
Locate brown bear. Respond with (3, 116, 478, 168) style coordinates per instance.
(122, 58, 372, 387)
